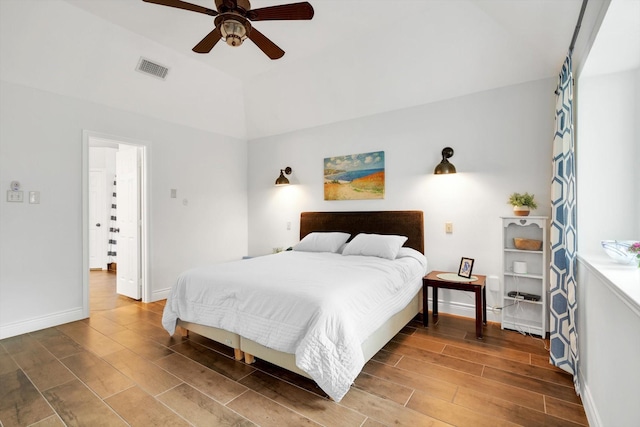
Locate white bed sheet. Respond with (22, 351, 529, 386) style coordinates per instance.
(162, 249, 427, 401)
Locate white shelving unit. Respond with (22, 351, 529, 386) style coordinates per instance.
(500, 216, 549, 337)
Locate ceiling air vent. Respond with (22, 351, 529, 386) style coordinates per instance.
(136, 57, 169, 80)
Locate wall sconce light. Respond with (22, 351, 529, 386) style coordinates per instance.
(434, 147, 457, 174)
(275, 167, 292, 186)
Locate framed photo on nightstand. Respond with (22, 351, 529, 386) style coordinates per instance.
(458, 257, 475, 278)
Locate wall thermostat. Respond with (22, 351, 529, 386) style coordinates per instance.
(10, 181, 21, 191)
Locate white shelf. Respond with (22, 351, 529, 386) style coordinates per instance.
(503, 272, 543, 280)
(501, 317, 544, 336)
(503, 296, 544, 305)
(500, 216, 549, 337)
(504, 248, 543, 254)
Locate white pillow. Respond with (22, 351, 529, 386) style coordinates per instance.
(342, 233, 408, 260)
(293, 232, 351, 253)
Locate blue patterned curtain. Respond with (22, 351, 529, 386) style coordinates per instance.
(549, 54, 579, 393)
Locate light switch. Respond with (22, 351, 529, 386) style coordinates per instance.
(29, 191, 40, 204)
(445, 222, 453, 233)
(170, 189, 177, 198)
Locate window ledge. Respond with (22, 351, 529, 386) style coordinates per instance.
(578, 253, 640, 317)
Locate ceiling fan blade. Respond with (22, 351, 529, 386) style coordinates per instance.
(222, 0, 237, 9)
(247, 26, 285, 59)
(192, 27, 223, 53)
(142, 0, 218, 16)
(247, 2, 314, 21)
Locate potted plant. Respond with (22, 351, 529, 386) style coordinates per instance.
(508, 192, 538, 216)
(629, 242, 640, 268)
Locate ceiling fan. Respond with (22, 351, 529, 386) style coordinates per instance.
(142, 0, 314, 59)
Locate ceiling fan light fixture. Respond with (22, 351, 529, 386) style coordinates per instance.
(221, 19, 247, 47)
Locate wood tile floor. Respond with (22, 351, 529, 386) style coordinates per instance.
(0, 270, 588, 426)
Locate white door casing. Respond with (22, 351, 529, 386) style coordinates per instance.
(116, 146, 141, 300)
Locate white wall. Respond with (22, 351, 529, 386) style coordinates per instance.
(0, 80, 248, 339)
(247, 78, 556, 320)
(575, 67, 639, 427)
(577, 260, 640, 427)
(577, 68, 640, 255)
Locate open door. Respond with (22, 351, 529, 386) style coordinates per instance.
(115, 146, 141, 300)
(88, 169, 107, 270)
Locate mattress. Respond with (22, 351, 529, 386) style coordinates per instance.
(162, 248, 427, 401)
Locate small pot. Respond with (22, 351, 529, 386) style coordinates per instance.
(513, 206, 530, 216)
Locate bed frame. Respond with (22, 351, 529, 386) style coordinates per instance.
(177, 210, 425, 379)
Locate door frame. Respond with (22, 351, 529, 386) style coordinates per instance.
(82, 130, 151, 316)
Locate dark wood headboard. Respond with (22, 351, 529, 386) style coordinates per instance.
(300, 211, 424, 254)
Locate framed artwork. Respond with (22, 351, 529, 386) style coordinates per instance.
(324, 151, 385, 200)
(458, 257, 475, 278)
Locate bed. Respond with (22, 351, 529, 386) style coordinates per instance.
(162, 210, 426, 401)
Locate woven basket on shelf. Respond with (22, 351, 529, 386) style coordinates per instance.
(513, 238, 542, 251)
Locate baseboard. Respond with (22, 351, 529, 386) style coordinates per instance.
(0, 307, 86, 340)
(578, 368, 602, 427)
(151, 287, 171, 302)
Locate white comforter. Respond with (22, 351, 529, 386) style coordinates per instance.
(162, 248, 427, 401)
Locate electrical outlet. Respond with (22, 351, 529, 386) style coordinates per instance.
(487, 275, 500, 292)
(445, 222, 453, 233)
(286, 221, 291, 230)
(6, 190, 23, 202)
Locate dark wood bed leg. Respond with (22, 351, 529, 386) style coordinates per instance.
(180, 327, 189, 338)
(244, 353, 255, 364)
(234, 349, 244, 361)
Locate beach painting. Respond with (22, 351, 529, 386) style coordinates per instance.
(324, 151, 385, 200)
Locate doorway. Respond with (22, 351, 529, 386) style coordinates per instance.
(89, 270, 137, 313)
(82, 131, 150, 317)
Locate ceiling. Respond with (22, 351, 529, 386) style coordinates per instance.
(65, 0, 584, 81)
(3, 0, 587, 139)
